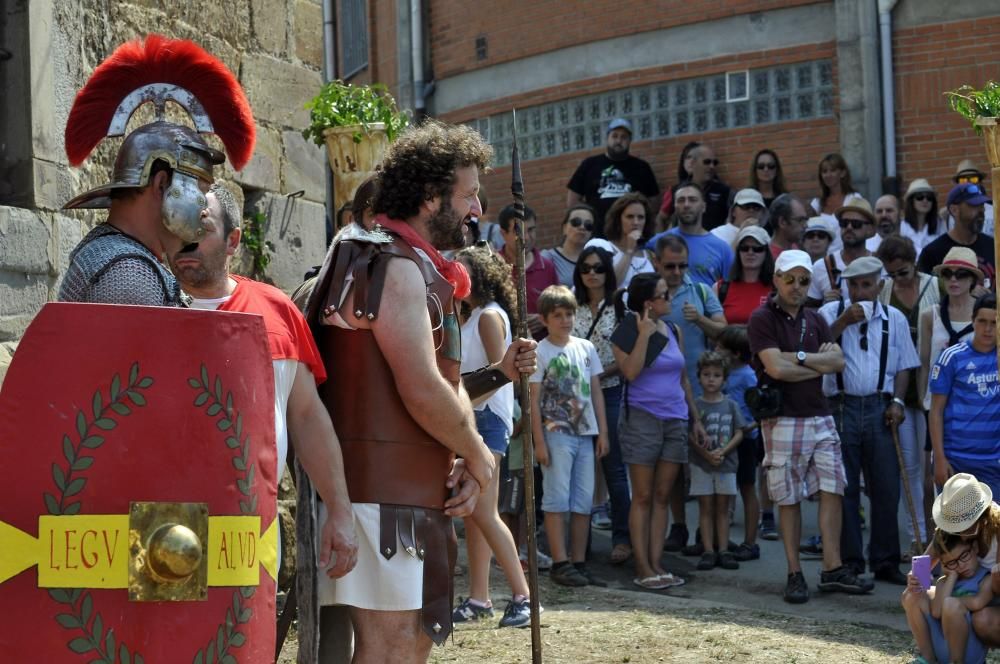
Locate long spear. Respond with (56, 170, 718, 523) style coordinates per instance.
(511, 110, 543, 663)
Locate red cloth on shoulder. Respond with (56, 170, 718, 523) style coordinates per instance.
(376, 214, 471, 299)
(218, 275, 327, 384)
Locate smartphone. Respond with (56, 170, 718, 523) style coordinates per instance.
(912, 554, 933, 590)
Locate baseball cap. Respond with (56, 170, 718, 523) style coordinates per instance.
(804, 217, 834, 239)
(733, 188, 765, 208)
(774, 249, 813, 274)
(841, 256, 883, 279)
(946, 183, 992, 207)
(735, 226, 771, 247)
(607, 118, 632, 135)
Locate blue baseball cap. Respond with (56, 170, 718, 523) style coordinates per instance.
(946, 183, 991, 207)
(607, 118, 632, 135)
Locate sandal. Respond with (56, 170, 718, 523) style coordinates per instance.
(633, 575, 670, 590)
(656, 572, 685, 588)
(610, 543, 632, 565)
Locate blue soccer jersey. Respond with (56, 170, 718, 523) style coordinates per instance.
(930, 342, 1000, 465)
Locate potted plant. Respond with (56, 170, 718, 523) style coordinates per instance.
(303, 82, 409, 218)
(946, 81, 1000, 166)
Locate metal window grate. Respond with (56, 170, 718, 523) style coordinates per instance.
(476, 60, 835, 166)
(341, 0, 369, 78)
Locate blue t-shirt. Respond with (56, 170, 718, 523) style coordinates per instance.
(646, 228, 734, 287)
(929, 342, 1000, 464)
(724, 364, 758, 440)
(661, 275, 724, 396)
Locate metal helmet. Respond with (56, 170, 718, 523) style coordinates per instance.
(63, 35, 255, 244)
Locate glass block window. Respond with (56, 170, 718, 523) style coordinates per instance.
(340, 0, 368, 77)
(478, 59, 835, 166)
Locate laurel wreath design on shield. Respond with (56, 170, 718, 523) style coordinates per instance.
(189, 364, 258, 664)
(46, 361, 153, 664)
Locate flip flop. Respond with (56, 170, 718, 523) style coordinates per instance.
(656, 572, 686, 588)
(633, 575, 670, 590)
(609, 543, 632, 564)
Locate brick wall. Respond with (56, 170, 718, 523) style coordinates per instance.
(428, 0, 823, 79)
(893, 15, 1000, 197)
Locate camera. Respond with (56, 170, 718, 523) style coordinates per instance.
(745, 384, 782, 420)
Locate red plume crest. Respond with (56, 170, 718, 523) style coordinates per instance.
(65, 34, 256, 170)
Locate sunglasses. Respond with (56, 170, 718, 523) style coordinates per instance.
(779, 274, 812, 287)
(942, 549, 974, 570)
(859, 321, 870, 351)
(957, 175, 982, 184)
(912, 193, 933, 202)
(803, 231, 829, 240)
(886, 266, 912, 279)
(739, 244, 767, 254)
(756, 162, 777, 171)
(940, 268, 976, 281)
(568, 217, 594, 231)
(579, 263, 606, 275)
(660, 262, 688, 271)
(839, 217, 874, 230)
(702, 158, 719, 166)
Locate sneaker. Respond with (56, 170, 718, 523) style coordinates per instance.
(664, 523, 689, 552)
(550, 562, 588, 587)
(800, 534, 823, 558)
(817, 565, 875, 595)
(519, 546, 553, 571)
(682, 541, 705, 557)
(759, 514, 779, 541)
(783, 571, 809, 604)
(733, 542, 760, 561)
(452, 597, 494, 622)
(591, 504, 612, 530)
(718, 551, 740, 570)
(574, 564, 608, 587)
(696, 551, 718, 570)
(498, 597, 541, 628)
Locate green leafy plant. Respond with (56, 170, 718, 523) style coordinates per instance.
(946, 81, 1000, 133)
(240, 211, 272, 280)
(302, 80, 409, 145)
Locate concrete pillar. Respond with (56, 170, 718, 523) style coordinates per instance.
(836, 0, 885, 200)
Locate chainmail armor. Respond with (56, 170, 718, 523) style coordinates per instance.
(58, 224, 184, 306)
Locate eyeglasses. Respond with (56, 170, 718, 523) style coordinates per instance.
(957, 175, 982, 184)
(568, 217, 594, 231)
(886, 266, 912, 279)
(942, 549, 974, 570)
(803, 231, 829, 240)
(839, 217, 874, 230)
(756, 162, 777, 171)
(702, 158, 719, 166)
(940, 268, 976, 281)
(739, 244, 767, 254)
(659, 262, 688, 272)
(579, 263, 606, 275)
(912, 193, 933, 202)
(779, 274, 812, 287)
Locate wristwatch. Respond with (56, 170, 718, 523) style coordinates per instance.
(892, 397, 906, 409)
(796, 351, 807, 366)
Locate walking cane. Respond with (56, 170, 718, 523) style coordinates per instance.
(511, 110, 543, 664)
(891, 420, 923, 553)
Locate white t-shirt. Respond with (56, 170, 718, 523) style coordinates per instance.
(584, 238, 654, 288)
(460, 301, 514, 436)
(710, 223, 740, 248)
(530, 336, 603, 436)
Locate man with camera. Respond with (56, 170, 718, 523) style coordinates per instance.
(747, 250, 874, 604)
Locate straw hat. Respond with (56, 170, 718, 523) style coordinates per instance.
(931, 247, 985, 282)
(835, 197, 875, 225)
(903, 178, 934, 201)
(933, 473, 993, 534)
(954, 159, 986, 180)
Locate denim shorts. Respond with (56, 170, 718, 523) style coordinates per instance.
(539, 431, 595, 515)
(475, 405, 509, 456)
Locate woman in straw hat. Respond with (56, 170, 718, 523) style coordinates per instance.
(901, 179, 944, 254)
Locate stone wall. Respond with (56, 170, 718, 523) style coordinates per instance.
(0, 0, 332, 384)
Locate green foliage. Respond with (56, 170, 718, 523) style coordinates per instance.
(302, 80, 409, 145)
(240, 212, 272, 280)
(946, 81, 1000, 133)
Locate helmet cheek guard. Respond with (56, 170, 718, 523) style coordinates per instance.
(162, 171, 210, 244)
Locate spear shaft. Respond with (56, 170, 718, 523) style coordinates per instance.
(511, 110, 543, 663)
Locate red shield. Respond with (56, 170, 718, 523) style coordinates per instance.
(0, 303, 277, 663)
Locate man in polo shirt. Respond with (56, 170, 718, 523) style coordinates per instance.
(646, 182, 734, 288)
(498, 203, 558, 337)
(918, 183, 997, 289)
(929, 293, 1000, 498)
(710, 188, 765, 247)
(807, 198, 877, 306)
(566, 118, 659, 237)
(818, 256, 919, 586)
(748, 250, 873, 603)
(769, 194, 810, 259)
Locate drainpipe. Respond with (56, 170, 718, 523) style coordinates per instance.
(322, 0, 337, 242)
(878, 0, 899, 194)
(410, 0, 425, 120)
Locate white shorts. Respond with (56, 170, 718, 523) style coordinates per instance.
(317, 502, 424, 611)
(689, 464, 738, 496)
